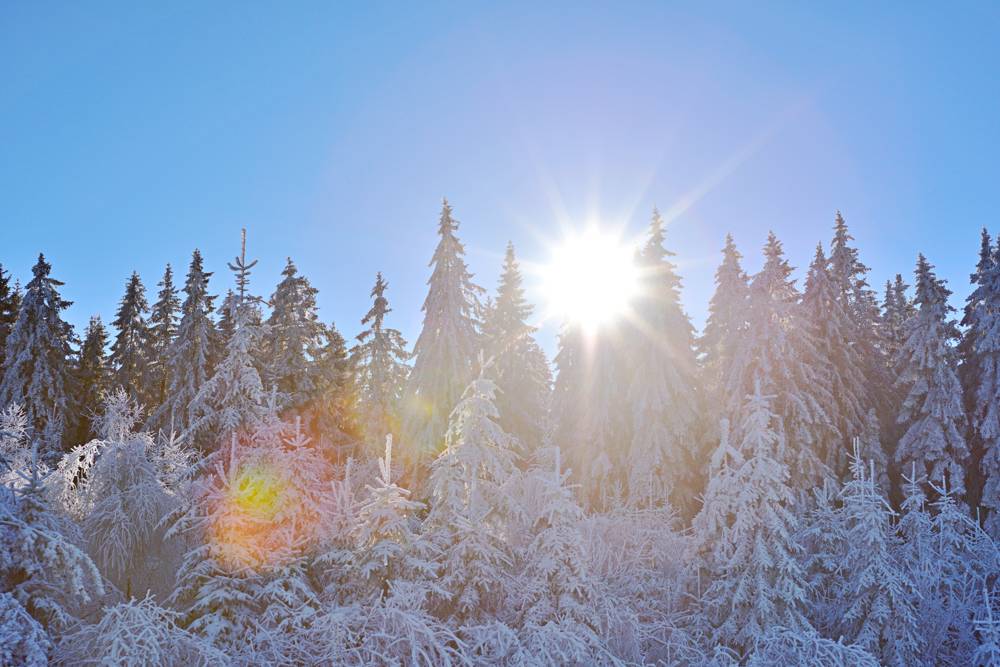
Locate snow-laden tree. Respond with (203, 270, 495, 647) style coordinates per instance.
(0, 592, 50, 667)
(147, 263, 180, 410)
(306, 321, 357, 451)
(724, 233, 833, 493)
(744, 627, 880, 667)
(55, 594, 226, 666)
(354, 435, 436, 601)
(264, 257, 325, 411)
(962, 234, 1000, 536)
(700, 386, 809, 653)
(148, 249, 216, 437)
(0, 264, 20, 372)
(828, 212, 891, 420)
(973, 585, 1000, 667)
(894, 253, 970, 498)
(110, 271, 152, 406)
(402, 199, 483, 468)
(698, 233, 749, 406)
(625, 209, 700, 509)
(0, 254, 76, 459)
(802, 244, 871, 476)
(835, 452, 920, 666)
(73, 315, 111, 445)
(882, 273, 916, 364)
(482, 242, 551, 455)
(81, 390, 173, 598)
(424, 370, 518, 621)
(187, 236, 267, 449)
(796, 478, 845, 637)
(351, 272, 410, 453)
(0, 446, 104, 633)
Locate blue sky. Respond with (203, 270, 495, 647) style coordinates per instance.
(2, 3, 998, 355)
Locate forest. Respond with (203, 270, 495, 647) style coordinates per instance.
(1, 202, 999, 665)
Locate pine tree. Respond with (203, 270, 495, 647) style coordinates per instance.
(482, 243, 551, 455)
(110, 271, 152, 406)
(264, 258, 324, 411)
(0, 254, 76, 459)
(425, 371, 518, 621)
(894, 254, 970, 498)
(351, 272, 410, 452)
(307, 322, 356, 453)
(73, 316, 111, 444)
(147, 250, 215, 438)
(802, 243, 870, 476)
(725, 233, 833, 492)
(700, 386, 809, 652)
(698, 233, 749, 402)
(147, 264, 180, 410)
(0, 264, 20, 372)
(401, 199, 483, 468)
(188, 231, 266, 447)
(625, 209, 700, 508)
(972, 237, 1000, 536)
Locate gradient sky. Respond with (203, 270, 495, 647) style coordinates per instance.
(2, 3, 999, 355)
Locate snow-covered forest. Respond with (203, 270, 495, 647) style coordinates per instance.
(1, 204, 999, 666)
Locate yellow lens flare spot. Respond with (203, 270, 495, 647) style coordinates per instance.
(232, 464, 285, 520)
(541, 227, 640, 332)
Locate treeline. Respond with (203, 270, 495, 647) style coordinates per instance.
(1, 202, 999, 665)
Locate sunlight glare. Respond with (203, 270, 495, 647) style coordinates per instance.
(541, 228, 640, 331)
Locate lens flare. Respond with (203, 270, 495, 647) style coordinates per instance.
(232, 464, 285, 520)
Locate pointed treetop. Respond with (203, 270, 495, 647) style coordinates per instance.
(227, 228, 259, 304)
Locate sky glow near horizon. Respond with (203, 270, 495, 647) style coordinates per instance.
(2, 4, 1000, 357)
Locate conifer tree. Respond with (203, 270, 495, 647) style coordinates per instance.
(307, 322, 356, 452)
(73, 316, 111, 444)
(110, 271, 152, 406)
(147, 264, 179, 410)
(964, 235, 1000, 536)
(425, 370, 518, 621)
(402, 199, 483, 467)
(836, 453, 920, 667)
(264, 258, 324, 411)
(0, 255, 76, 458)
(481, 243, 551, 454)
(698, 233, 749, 402)
(881, 274, 915, 366)
(700, 386, 809, 652)
(625, 209, 700, 507)
(351, 272, 410, 452)
(725, 233, 833, 491)
(0, 264, 20, 372)
(802, 244, 870, 475)
(148, 250, 215, 438)
(894, 254, 970, 498)
(189, 231, 266, 446)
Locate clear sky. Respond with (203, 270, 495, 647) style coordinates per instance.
(2, 3, 999, 355)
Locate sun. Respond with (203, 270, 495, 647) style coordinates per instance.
(541, 227, 640, 332)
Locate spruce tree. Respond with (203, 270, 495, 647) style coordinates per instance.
(625, 209, 700, 508)
(966, 236, 1000, 535)
(401, 199, 482, 467)
(110, 271, 152, 406)
(0, 264, 20, 372)
(725, 233, 833, 492)
(264, 258, 324, 411)
(0, 255, 76, 459)
(700, 386, 809, 652)
(881, 274, 915, 365)
(147, 264, 179, 410)
(802, 243, 870, 476)
(307, 322, 356, 453)
(481, 243, 551, 455)
(148, 250, 215, 438)
(894, 254, 970, 498)
(351, 272, 410, 452)
(74, 316, 111, 444)
(697, 233, 749, 403)
(188, 231, 266, 446)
